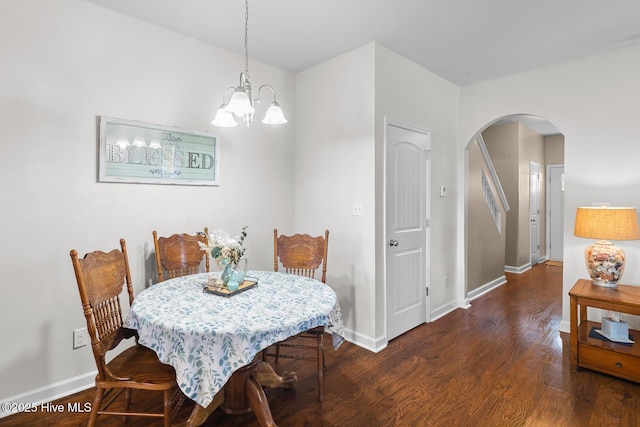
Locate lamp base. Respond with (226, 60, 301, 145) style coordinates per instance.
(585, 240, 625, 289)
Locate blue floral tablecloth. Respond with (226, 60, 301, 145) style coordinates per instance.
(125, 270, 344, 407)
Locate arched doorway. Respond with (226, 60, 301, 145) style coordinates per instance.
(465, 114, 564, 302)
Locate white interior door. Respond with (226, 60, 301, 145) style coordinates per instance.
(530, 162, 541, 265)
(386, 122, 430, 341)
(548, 165, 564, 260)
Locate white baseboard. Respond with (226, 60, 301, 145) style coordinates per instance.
(430, 301, 461, 322)
(429, 276, 507, 320)
(468, 275, 507, 301)
(341, 328, 386, 353)
(558, 319, 570, 334)
(0, 371, 96, 419)
(429, 276, 507, 322)
(505, 263, 531, 274)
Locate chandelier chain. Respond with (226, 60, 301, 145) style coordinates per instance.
(211, 0, 286, 127)
(244, 0, 250, 80)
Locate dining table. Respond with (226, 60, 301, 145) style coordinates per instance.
(125, 270, 345, 427)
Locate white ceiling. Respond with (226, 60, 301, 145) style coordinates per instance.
(85, 0, 640, 135)
(86, 0, 640, 86)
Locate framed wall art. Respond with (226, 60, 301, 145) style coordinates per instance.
(98, 116, 220, 186)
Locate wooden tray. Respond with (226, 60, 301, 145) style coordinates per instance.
(203, 278, 258, 297)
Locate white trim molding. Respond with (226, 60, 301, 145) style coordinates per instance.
(341, 328, 387, 353)
(468, 275, 507, 301)
(0, 371, 96, 419)
(505, 263, 532, 274)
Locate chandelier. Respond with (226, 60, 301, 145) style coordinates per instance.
(212, 0, 287, 128)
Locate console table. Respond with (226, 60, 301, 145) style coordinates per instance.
(569, 279, 640, 383)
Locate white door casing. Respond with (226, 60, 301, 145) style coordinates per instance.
(530, 162, 541, 265)
(385, 121, 431, 341)
(547, 165, 564, 260)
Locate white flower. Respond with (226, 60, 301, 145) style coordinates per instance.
(199, 226, 248, 265)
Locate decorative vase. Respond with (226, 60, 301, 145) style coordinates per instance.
(221, 258, 248, 291)
(221, 263, 233, 285)
(585, 240, 626, 288)
(225, 258, 248, 292)
(226, 276, 240, 292)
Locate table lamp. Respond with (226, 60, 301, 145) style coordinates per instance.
(574, 206, 640, 288)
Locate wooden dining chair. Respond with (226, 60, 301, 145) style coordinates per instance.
(70, 239, 183, 427)
(264, 228, 330, 401)
(153, 228, 210, 282)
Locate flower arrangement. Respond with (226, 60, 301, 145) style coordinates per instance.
(200, 226, 248, 266)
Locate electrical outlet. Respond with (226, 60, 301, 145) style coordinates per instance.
(352, 202, 364, 216)
(73, 328, 88, 349)
(444, 276, 449, 287)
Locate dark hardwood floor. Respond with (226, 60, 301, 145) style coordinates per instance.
(3, 264, 640, 426)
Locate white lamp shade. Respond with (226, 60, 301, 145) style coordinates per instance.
(262, 102, 287, 124)
(226, 89, 254, 116)
(211, 107, 238, 127)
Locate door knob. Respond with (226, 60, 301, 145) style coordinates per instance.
(389, 239, 399, 247)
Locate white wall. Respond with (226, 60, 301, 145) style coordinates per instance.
(8, 0, 639, 408)
(374, 46, 460, 323)
(459, 44, 640, 332)
(295, 44, 377, 347)
(295, 43, 460, 351)
(0, 0, 295, 402)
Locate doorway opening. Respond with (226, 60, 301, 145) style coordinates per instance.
(465, 114, 564, 302)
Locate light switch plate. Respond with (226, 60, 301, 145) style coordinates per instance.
(440, 186, 447, 197)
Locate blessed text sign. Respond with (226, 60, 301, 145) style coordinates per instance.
(99, 116, 219, 186)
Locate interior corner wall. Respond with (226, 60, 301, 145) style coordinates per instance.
(482, 123, 546, 270)
(545, 135, 565, 164)
(374, 45, 460, 323)
(0, 0, 295, 402)
(519, 124, 546, 264)
(482, 123, 520, 267)
(294, 43, 460, 350)
(467, 141, 507, 292)
(294, 44, 377, 348)
(459, 43, 640, 333)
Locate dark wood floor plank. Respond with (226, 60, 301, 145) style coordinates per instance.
(2, 264, 640, 426)
(523, 386, 583, 427)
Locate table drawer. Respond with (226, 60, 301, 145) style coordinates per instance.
(579, 344, 640, 383)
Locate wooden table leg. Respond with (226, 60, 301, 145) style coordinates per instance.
(219, 359, 297, 427)
(570, 294, 578, 371)
(222, 362, 256, 415)
(175, 391, 224, 427)
(246, 373, 277, 427)
(177, 359, 297, 427)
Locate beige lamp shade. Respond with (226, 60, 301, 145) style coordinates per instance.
(574, 207, 640, 240)
(574, 207, 640, 288)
